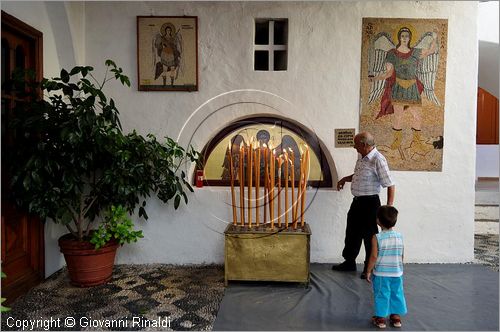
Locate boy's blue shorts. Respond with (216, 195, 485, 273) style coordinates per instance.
(372, 275, 407, 317)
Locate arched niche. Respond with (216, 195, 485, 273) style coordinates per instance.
(198, 115, 337, 188)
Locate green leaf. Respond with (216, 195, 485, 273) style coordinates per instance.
(60, 69, 70, 83)
(105, 59, 116, 67)
(174, 195, 181, 209)
(62, 85, 73, 97)
(1, 298, 10, 312)
(69, 66, 82, 76)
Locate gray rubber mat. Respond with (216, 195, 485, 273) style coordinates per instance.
(214, 264, 499, 330)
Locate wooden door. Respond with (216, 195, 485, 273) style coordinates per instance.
(477, 87, 499, 144)
(1, 11, 44, 304)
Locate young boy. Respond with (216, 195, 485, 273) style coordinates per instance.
(366, 205, 407, 329)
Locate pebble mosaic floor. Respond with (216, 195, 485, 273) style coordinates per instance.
(2, 235, 498, 331)
(474, 233, 499, 271)
(1, 265, 224, 331)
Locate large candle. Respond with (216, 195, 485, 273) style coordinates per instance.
(263, 143, 268, 224)
(277, 155, 283, 228)
(301, 146, 310, 228)
(239, 142, 245, 226)
(289, 148, 295, 224)
(228, 142, 237, 225)
(247, 140, 253, 228)
(255, 144, 260, 227)
(268, 144, 274, 223)
(270, 149, 275, 229)
(284, 151, 289, 229)
(294, 148, 304, 229)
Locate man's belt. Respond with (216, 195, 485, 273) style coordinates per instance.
(353, 194, 379, 201)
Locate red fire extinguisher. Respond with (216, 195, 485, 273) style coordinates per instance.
(196, 169, 204, 188)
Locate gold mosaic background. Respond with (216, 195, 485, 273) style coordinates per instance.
(204, 125, 323, 181)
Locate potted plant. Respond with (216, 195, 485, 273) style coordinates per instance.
(6, 60, 201, 286)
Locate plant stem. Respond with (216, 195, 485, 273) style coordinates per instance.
(78, 194, 84, 240)
(63, 200, 80, 232)
(82, 196, 97, 217)
(65, 224, 78, 238)
(85, 220, 93, 237)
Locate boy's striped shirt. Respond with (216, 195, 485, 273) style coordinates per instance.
(373, 230, 404, 277)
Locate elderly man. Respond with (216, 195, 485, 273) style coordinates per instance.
(333, 132, 395, 279)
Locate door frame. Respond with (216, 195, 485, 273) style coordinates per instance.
(2, 10, 45, 302)
(2, 11, 43, 83)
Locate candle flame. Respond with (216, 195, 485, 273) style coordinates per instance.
(288, 147, 293, 153)
(263, 143, 267, 148)
(240, 142, 244, 148)
(272, 149, 276, 155)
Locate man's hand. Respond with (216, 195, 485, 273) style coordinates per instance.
(337, 178, 347, 191)
(366, 272, 372, 283)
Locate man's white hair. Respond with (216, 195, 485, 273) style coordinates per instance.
(356, 132, 375, 146)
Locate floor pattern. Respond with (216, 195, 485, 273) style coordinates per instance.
(474, 233, 499, 271)
(1, 265, 224, 331)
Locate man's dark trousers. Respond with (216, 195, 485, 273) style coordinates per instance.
(342, 195, 381, 266)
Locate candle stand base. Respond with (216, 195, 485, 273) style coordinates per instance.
(224, 223, 311, 286)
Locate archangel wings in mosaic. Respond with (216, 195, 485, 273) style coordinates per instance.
(367, 30, 441, 106)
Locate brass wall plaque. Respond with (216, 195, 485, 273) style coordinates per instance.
(335, 128, 355, 147)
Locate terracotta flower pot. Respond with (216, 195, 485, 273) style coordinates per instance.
(58, 233, 119, 287)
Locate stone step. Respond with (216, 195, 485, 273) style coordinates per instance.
(475, 221, 499, 235)
(475, 191, 499, 205)
(475, 204, 499, 221)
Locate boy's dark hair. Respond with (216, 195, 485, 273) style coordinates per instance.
(377, 205, 399, 228)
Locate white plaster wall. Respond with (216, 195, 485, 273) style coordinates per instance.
(83, 1, 477, 265)
(3, 2, 478, 273)
(478, 41, 499, 98)
(478, 1, 499, 44)
(64, 1, 86, 66)
(2, 2, 67, 77)
(477, 145, 500, 178)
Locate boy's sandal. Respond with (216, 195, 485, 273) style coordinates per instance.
(390, 314, 402, 328)
(371, 316, 387, 329)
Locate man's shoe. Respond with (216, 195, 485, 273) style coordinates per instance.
(331, 261, 357, 271)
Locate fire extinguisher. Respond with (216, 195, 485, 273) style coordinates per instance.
(196, 169, 204, 188)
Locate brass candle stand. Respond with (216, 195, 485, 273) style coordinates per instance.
(224, 143, 311, 286)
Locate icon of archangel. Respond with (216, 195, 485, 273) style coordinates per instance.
(360, 19, 448, 171)
(152, 22, 184, 87)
